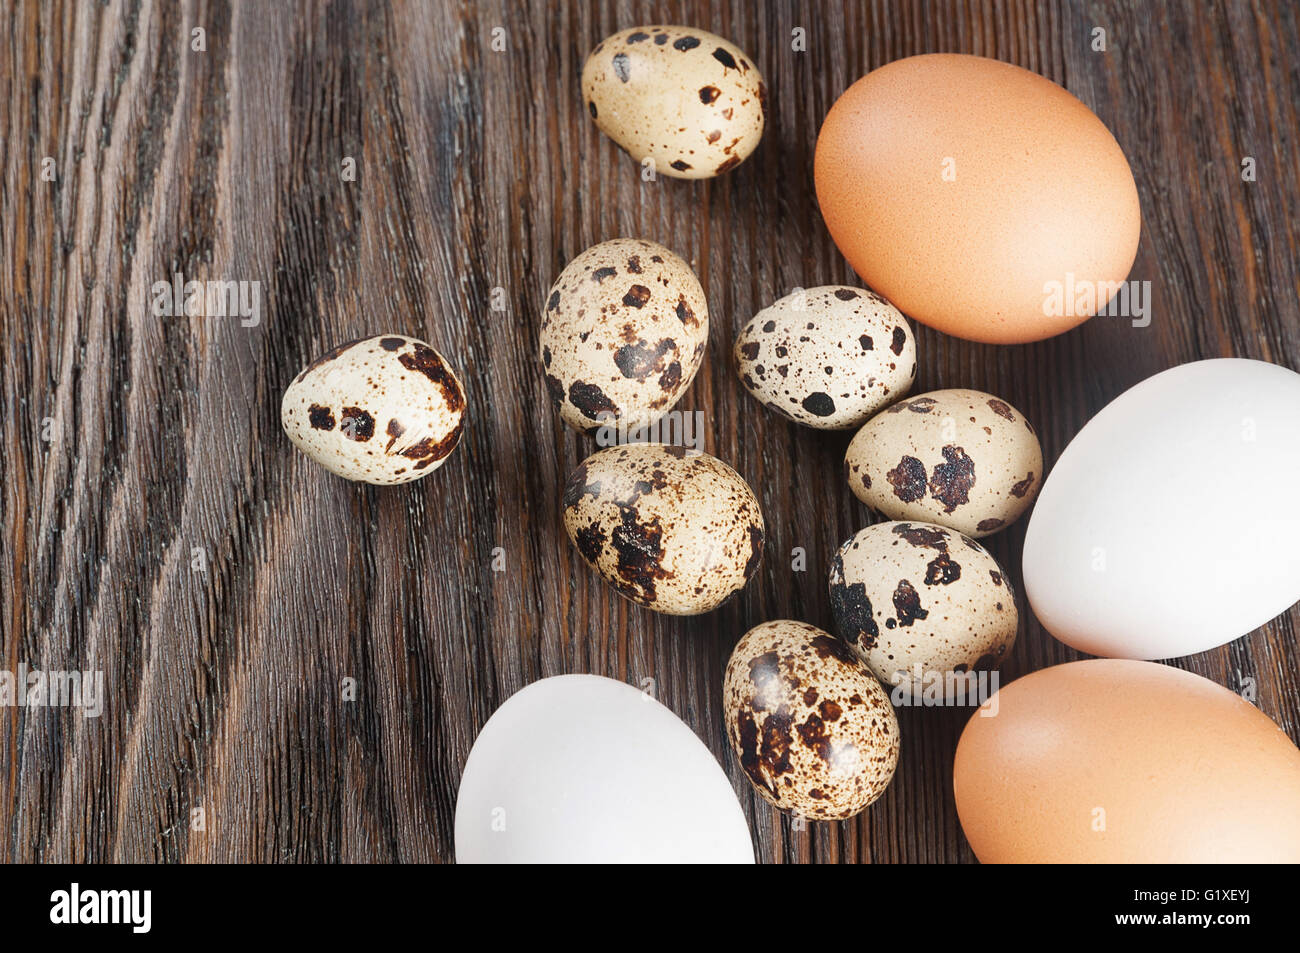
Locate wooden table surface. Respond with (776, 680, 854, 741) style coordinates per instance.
(3, 0, 1298, 863)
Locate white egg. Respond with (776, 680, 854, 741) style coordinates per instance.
(1023, 359, 1300, 660)
(454, 675, 754, 863)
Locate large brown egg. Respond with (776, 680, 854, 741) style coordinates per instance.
(814, 54, 1140, 344)
(953, 660, 1300, 863)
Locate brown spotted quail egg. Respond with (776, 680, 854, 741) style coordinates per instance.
(562, 443, 764, 614)
(542, 239, 709, 434)
(845, 389, 1043, 537)
(829, 521, 1018, 700)
(582, 26, 766, 179)
(282, 334, 465, 484)
(734, 286, 916, 429)
(723, 620, 900, 819)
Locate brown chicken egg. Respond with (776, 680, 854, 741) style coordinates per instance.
(815, 53, 1141, 344)
(954, 660, 1300, 863)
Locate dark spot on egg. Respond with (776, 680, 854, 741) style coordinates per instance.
(929, 446, 976, 513)
(801, 392, 836, 417)
(397, 344, 466, 412)
(623, 285, 651, 308)
(892, 579, 928, 626)
(340, 407, 375, 442)
(574, 521, 607, 562)
(613, 338, 674, 380)
(308, 404, 335, 431)
(924, 552, 961, 585)
(1011, 472, 1036, 498)
(892, 523, 949, 549)
(568, 380, 619, 419)
(675, 297, 696, 325)
(829, 556, 879, 648)
(887, 455, 928, 503)
(385, 418, 405, 451)
(987, 399, 1015, 421)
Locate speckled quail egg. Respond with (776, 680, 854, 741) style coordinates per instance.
(734, 286, 916, 429)
(542, 239, 709, 434)
(582, 25, 766, 179)
(829, 521, 1018, 700)
(282, 334, 466, 484)
(845, 389, 1043, 537)
(723, 620, 900, 819)
(562, 443, 764, 614)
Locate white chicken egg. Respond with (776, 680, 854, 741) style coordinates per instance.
(455, 674, 755, 863)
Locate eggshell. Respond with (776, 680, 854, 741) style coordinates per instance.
(953, 659, 1300, 863)
(582, 25, 765, 179)
(281, 334, 465, 484)
(723, 620, 900, 819)
(541, 239, 708, 434)
(829, 521, 1017, 698)
(845, 390, 1042, 536)
(562, 443, 764, 614)
(1023, 359, 1300, 660)
(734, 286, 916, 430)
(455, 675, 754, 863)
(814, 53, 1141, 344)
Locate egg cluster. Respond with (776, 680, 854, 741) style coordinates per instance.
(272, 24, 1300, 864)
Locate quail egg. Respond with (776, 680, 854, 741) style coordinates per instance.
(829, 521, 1018, 700)
(562, 443, 764, 614)
(282, 334, 465, 484)
(542, 239, 709, 435)
(582, 25, 766, 179)
(734, 286, 916, 429)
(723, 619, 900, 819)
(845, 389, 1042, 536)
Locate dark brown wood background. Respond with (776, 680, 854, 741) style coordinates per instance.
(2, 0, 1297, 864)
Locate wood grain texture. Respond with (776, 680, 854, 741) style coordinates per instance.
(1, 0, 1297, 863)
